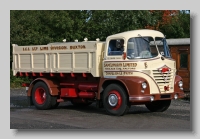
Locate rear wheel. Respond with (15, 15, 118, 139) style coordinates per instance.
(145, 100, 171, 112)
(32, 81, 58, 110)
(103, 84, 129, 116)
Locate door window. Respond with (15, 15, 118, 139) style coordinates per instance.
(107, 39, 124, 56)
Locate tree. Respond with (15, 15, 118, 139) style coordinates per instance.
(145, 10, 190, 38)
(85, 10, 157, 41)
(10, 10, 190, 87)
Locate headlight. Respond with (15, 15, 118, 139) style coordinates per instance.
(178, 81, 183, 87)
(142, 82, 147, 89)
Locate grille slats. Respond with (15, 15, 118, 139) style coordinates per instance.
(152, 69, 174, 93)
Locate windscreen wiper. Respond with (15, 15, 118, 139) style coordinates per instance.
(138, 34, 149, 43)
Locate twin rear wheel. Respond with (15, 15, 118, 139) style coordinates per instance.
(103, 84, 130, 116)
(31, 81, 59, 110)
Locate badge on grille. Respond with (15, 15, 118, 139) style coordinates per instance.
(158, 65, 171, 83)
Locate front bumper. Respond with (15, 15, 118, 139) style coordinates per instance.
(129, 92, 185, 103)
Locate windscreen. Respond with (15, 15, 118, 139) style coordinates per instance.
(155, 37, 171, 58)
(126, 36, 171, 59)
(127, 36, 155, 59)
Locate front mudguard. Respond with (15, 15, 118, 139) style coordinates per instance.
(174, 75, 185, 98)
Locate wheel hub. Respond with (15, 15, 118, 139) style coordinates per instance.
(35, 87, 46, 104)
(108, 94, 118, 106)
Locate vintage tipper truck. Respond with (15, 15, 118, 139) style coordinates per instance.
(12, 29, 185, 116)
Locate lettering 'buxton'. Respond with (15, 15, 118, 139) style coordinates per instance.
(12, 29, 185, 116)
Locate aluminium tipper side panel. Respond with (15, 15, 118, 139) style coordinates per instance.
(12, 42, 104, 77)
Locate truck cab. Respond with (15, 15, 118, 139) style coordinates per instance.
(99, 29, 185, 115)
(104, 29, 171, 60)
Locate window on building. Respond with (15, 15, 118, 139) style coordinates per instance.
(180, 53, 188, 68)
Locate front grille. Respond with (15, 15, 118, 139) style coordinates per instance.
(152, 69, 174, 92)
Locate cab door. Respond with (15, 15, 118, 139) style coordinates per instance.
(103, 38, 125, 77)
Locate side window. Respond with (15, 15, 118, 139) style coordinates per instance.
(108, 39, 124, 56)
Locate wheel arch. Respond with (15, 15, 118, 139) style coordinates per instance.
(27, 78, 60, 97)
(99, 79, 129, 100)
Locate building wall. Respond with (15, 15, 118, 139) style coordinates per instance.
(167, 38, 190, 93)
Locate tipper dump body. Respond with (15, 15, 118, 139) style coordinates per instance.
(12, 41, 105, 77)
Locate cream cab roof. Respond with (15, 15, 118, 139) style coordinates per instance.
(106, 29, 165, 40)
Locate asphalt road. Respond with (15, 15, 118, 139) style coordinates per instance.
(10, 88, 191, 130)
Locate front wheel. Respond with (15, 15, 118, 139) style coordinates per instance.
(103, 84, 129, 116)
(145, 100, 171, 112)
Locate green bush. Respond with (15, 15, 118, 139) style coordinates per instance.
(10, 69, 30, 88)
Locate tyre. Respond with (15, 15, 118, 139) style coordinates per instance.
(31, 81, 57, 110)
(145, 100, 171, 112)
(103, 84, 129, 116)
